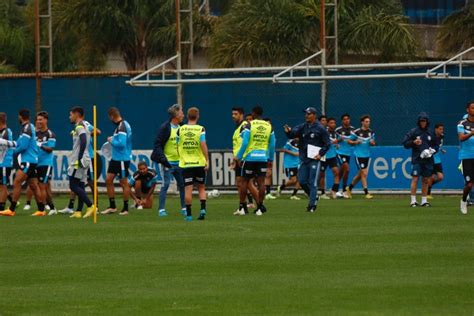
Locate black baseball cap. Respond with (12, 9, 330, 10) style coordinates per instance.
(303, 107, 317, 114)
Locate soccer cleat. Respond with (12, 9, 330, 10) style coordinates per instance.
(83, 206, 96, 218)
(255, 209, 263, 216)
(31, 211, 46, 217)
(45, 205, 51, 211)
(180, 208, 187, 216)
(47, 209, 57, 216)
(137, 205, 144, 210)
(421, 202, 431, 207)
(233, 209, 242, 216)
(23, 204, 31, 211)
(427, 195, 434, 200)
(265, 193, 276, 200)
(119, 210, 129, 216)
(290, 195, 301, 200)
(344, 187, 352, 199)
(0, 209, 15, 216)
(69, 211, 82, 219)
(58, 207, 74, 215)
(159, 209, 168, 217)
(307, 205, 317, 213)
(101, 208, 117, 215)
(197, 210, 206, 220)
(330, 191, 337, 199)
(276, 185, 282, 196)
(460, 200, 468, 215)
(185, 215, 193, 221)
(410, 202, 419, 208)
(365, 194, 374, 199)
(319, 194, 330, 200)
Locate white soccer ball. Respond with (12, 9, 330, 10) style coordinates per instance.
(335, 191, 344, 199)
(208, 189, 220, 198)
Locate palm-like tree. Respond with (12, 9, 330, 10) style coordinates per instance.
(210, 0, 420, 67)
(437, 1, 474, 56)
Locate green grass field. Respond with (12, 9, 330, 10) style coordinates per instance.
(0, 194, 472, 315)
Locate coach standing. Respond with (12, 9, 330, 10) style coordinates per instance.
(284, 107, 330, 213)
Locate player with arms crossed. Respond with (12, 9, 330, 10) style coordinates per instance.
(403, 112, 439, 207)
(335, 114, 355, 198)
(0, 113, 15, 212)
(346, 115, 376, 199)
(277, 138, 301, 200)
(235, 106, 276, 216)
(177, 107, 209, 221)
(458, 102, 474, 214)
(102, 107, 133, 216)
(319, 117, 340, 199)
(0, 109, 46, 216)
(129, 161, 157, 209)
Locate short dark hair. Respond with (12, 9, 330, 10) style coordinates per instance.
(137, 161, 147, 168)
(252, 106, 263, 117)
(245, 113, 252, 118)
(360, 115, 370, 122)
(232, 107, 244, 114)
(341, 113, 350, 120)
(70, 106, 84, 117)
(467, 101, 474, 108)
(37, 111, 49, 120)
(188, 107, 199, 120)
(434, 123, 444, 129)
(319, 115, 327, 121)
(19, 109, 30, 120)
(107, 107, 120, 117)
(0, 112, 6, 125)
(327, 117, 336, 123)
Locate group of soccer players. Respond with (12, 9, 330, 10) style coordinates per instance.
(0, 100, 472, 218)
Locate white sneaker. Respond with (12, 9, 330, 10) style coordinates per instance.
(137, 205, 143, 210)
(343, 192, 351, 199)
(265, 193, 276, 200)
(47, 209, 57, 216)
(330, 191, 337, 199)
(238, 209, 246, 216)
(45, 205, 51, 211)
(23, 204, 31, 211)
(320, 194, 330, 200)
(290, 195, 301, 200)
(255, 209, 263, 216)
(58, 207, 74, 215)
(101, 208, 117, 215)
(233, 209, 241, 216)
(460, 200, 468, 215)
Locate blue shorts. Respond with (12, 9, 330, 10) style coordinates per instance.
(411, 161, 434, 178)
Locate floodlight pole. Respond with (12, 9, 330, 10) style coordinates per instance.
(176, 0, 183, 106)
(34, 0, 41, 112)
(320, 0, 327, 115)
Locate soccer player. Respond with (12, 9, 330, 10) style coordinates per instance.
(129, 161, 157, 209)
(177, 107, 209, 221)
(318, 115, 327, 128)
(0, 109, 45, 216)
(231, 107, 259, 215)
(427, 123, 445, 199)
(263, 117, 277, 200)
(59, 120, 101, 215)
(277, 138, 301, 200)
(284, 107, 330, 212)
(458, 102, 474, 214)
(0, 113, 14, 212)
(319, 117, 340, 199)
(235, 106, 275, 216)
(67, 106, 95, 218)
(346, 115, 376, 199)
(336, 114, 355, 198)
(402, 112, 439, 207)
(101, 107, 133, 216)
(150, 104, 186, 217)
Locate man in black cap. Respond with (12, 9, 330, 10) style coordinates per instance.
(284, 107, 330, 213)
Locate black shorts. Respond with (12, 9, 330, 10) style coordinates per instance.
(37, 165, 53, 184)
(182, 167, 206, 186)
(107, 160, 130, 179)
(18, 162, 37, 179)
(284, 167, 298, 178)
(337, 154, 351, 165)
(321, 157, 338, 172)
(411, 161, 434, 178)
(356, 157, 370, 170)
(242, 161, 267, 179)
(461, 159, 474, 183)
(433, 163, 443, 174)
(234, 165, 243, 178)
(0, 167, 12, 185)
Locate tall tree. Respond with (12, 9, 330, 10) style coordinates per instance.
(437, 1, 474, 56)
